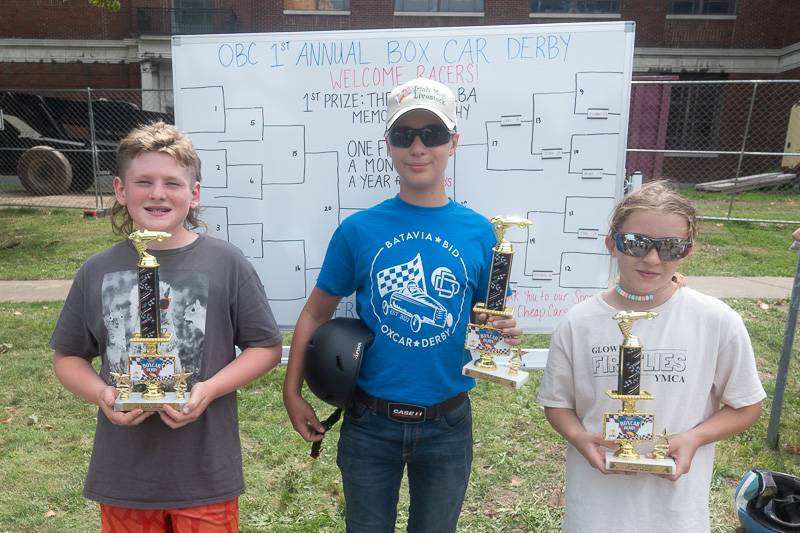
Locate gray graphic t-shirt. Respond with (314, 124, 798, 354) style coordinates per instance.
(51, 235, 282, 508)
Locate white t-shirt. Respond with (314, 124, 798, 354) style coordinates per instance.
(537, 287, 765, 533)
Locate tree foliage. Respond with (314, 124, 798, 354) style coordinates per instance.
(88, 0, 121, 11)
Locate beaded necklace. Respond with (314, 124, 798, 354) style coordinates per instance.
(614, 283, 655, 302)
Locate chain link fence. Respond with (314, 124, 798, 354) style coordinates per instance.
(2, 82, 799, 221)
(627, 79, 800, 224)
(0, 89, 173, 210)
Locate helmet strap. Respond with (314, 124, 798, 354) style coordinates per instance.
(310, 408, 343, 459)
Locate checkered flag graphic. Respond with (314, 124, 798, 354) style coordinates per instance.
(376, 253, 426, 297)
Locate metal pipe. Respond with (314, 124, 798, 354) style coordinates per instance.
(86, 88, 102, 211)
(633, 80, 800, 85)
(698, 215, 800, 225)
(728, 82, 759, 218)
(626, 148, 800, 157)
(767, 245, 800, 449)
(697, 215, 800, 224)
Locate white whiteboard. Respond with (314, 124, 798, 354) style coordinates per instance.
(172, 21, 635, 332)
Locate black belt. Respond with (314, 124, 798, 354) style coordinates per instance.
(354, 388, 468, 423)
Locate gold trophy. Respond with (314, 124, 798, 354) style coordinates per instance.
(602, 311, 676, 474)
(463, 216, 532, 388)
(112, 230, 192, 411)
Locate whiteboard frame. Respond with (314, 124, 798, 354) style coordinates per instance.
(172, 21, 637, 333)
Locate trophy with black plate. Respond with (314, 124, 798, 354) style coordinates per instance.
(112, 230, 191, 411)
(602, 311, 676, 474)
(463, 216, 531, 388)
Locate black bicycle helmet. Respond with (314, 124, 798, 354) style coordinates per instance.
(305, 317, 374, 410)
(304, 317, 373, 458)
(736, 469, 800, 532)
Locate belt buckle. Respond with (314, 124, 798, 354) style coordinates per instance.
(387, 402, 427, 423)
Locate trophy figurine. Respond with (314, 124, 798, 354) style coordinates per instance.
(112, 230, 192, 411)
(602, 311, 676, 474)
(463, 216, 532, 388)
(653, 430, 672, 460)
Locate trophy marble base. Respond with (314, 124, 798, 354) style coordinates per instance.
(114, 392, 191, 412)
(605, 451, 676, 475)
(463, 361, 529, 389)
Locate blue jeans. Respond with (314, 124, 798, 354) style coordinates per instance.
(336, 396, 473, 533)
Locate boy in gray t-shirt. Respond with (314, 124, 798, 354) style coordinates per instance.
(51, 122, 282, 529)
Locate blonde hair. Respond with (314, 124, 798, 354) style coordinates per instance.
(111, 121, 203, 237)
(610, 181, 697, 288)
(610, 181, 698, 241)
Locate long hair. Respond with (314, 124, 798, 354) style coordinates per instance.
(110, 121, 203, 237)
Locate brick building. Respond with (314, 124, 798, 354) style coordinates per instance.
(3, 1, 799, 93)
(2, 0, 799, 181)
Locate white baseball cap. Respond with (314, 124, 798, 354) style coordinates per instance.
(385, 77, 457, 132)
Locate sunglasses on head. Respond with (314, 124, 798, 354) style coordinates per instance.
(387, 125, 454, 148)
(613, 232, 692, 261)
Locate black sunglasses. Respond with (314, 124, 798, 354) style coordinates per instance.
(613, 232, 692, 261)
(387, 125, 454, 148)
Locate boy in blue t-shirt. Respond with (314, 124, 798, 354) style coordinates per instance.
(283, 78, 522, 532)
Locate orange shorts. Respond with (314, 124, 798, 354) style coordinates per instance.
(100, 497, 238, 533)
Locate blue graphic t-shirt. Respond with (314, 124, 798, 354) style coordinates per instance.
(317, 195, 495, 404)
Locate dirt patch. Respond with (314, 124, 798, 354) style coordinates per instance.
(0, 174, 115, 210)
(0, 189, 114, 210)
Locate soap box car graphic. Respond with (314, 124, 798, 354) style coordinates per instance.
(382, 282, 453, 333)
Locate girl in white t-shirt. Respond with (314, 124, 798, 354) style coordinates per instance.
(538, 181, 765, 532)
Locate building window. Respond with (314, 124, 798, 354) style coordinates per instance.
(665, 85, 723, 152)
(530, 0, 620, 14)
(172, 0, 214, 34)
(285, 0, 350, 10)
(667, 0, 736, 15)
(395, 0, 484, 12)
(174, 0, 211, 7)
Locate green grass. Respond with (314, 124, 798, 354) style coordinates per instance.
(683, 187, 800, 222)
(681, 220, 800, 276)
(0, 208, 118, 280)
(666, 187, 800, 277)
(1, 203, 799, 280)
(1, 300, 798, 532)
